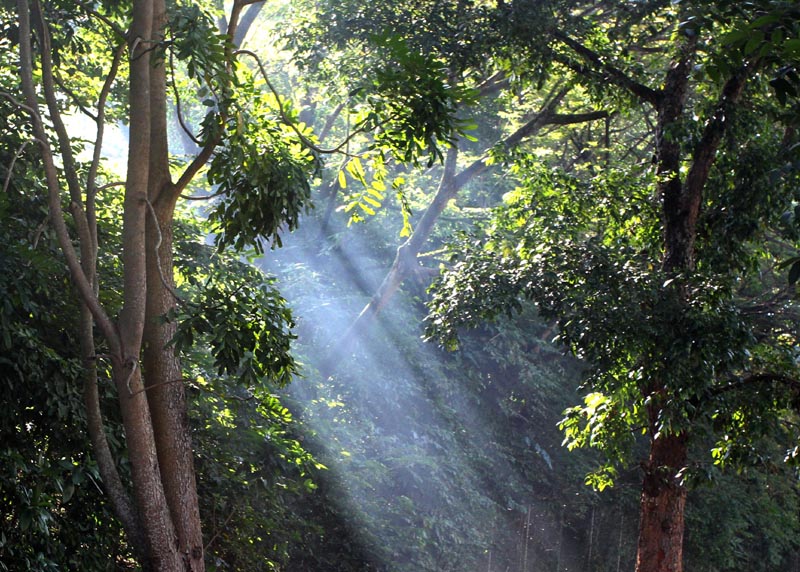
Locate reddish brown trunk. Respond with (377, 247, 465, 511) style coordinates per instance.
(635, 32, 696, 572)
(635, 432, 688, 572)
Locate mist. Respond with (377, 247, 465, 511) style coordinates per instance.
(252, 207, 627, 572)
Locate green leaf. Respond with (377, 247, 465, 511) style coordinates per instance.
(721, 29, 749, 46)
(62, 483, 75, 504)
(749, 14, 779, 29)
(784, 38, 800, 56)
(789, 260, 800, 285)
(744, 31, 764, 56)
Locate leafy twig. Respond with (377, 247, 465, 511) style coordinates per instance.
(234, 49, 374, 155)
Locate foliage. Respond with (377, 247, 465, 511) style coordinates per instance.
(3, 0, 800, 570)
(0, 163, 132, 570)
(170, 248, 298, 388)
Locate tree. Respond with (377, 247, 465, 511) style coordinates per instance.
(5, 0, 312, 568)
(285, 0, 616, 376)
(4, 0, 470, 567)
(426, 2, 800, 572)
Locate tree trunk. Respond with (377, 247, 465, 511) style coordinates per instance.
(118, 1, 184, 569)
(142, 0, 205, 568)
(631, 32, 697, 572)
(634, 432, 688, 572)
(634, 23, 749, 572)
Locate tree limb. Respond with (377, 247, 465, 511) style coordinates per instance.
(320, 89, 609, 375)
(553, 29, 663, 107)
(17, 0, 120, 355)
(2, 140, 31, 194)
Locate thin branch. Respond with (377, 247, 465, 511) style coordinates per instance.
(97, 181, 127, 191)
(180, 187, 227, 201)
(3, 140, 31, 194)
(173, 142, 216, 199)
(77, 1, 128, 41)
(29, 214, 50, 250)
(123, 358, 139, 395)
(32, 0, 86, 207)
(53, 73, 98, 120)
(553, 29, 662, 106)
(87, 42, 126, 259)
(17, 0, 120, 354)
(205, 506, 238, 551)
(476, 71, 510, 97)
(232, 2, 264, 47)
(80, 304, 145, 557)
(321, 86, 611, 375)
(235, 49, 373, 155)
(684, 64, 752, 198)
(168, 50, 202, 146)
(0, 90, 37, 115)
(226, 0, 246, 42)
(709, 373, 800, 398)
(145, 198, 187, 307)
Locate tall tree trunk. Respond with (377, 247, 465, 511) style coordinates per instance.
(143, 0, 205, 568)
(118, 0, 183, 568)
(634, 28, 749, 572)
(633, 33, 697, 572)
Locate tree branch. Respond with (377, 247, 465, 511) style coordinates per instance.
(144, 198, 187, 307)
(553, 29, 663, 106)
(32, 0, 87, 208)
(168, 50, 202, 147)
(16, 0, 120, 355)
(78, 1, 128, 41)
(232, 2, 264, 47)
(320, 88, 610, 375)
(80, 306, 145, 558)
(2, 140, 32, 194)
(709, 373, 800, 398)
(235, 49, 373, 155)
(87, 42, 126, 260)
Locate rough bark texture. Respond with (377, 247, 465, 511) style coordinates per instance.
(143, 200, 204, 569)
(17, 0, 248, 567)
(635, 432, 688, 572)
(117, 2, 183, 569)
(634, 28, 750, 572)
(632, 36, 697, 572)
(81, 306, 146, 556)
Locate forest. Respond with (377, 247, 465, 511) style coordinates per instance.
(1, 0, 799, 571)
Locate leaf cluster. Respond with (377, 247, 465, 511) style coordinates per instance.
(170, 248, 297, 389)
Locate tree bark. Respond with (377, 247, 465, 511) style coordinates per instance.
(142, 1, 205, 569)
(635, 432, 688, 572)
(17, 0, 257, 567)
(634, 28, 750, 572)
(116, 1, 185, 569)
(630, 33, 697, 572)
